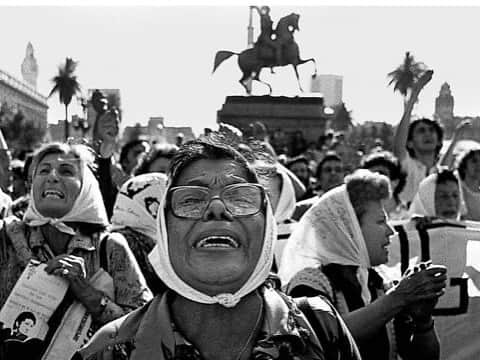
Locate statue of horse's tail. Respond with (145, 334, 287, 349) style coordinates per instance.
(213, 51, 238, 73)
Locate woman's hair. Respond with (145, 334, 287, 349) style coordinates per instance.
(31, 142, 96, 177)
(13, 311, 36, 331)
(360, 150, 407, 201)
(168, 135, 259, 186)
(134, 143, 179, 176)
(345, 169, 391, 223)
(436, 168, 459, 186)
(456, 149, 480, 180)
(315, 152, 342, 179)
(406, 118, 444, 158)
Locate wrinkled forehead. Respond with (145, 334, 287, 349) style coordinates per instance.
(174, 158, 251, 187)
(36, 152, 82, 172)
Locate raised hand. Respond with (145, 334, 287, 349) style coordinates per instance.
(391, 263, 447, 309)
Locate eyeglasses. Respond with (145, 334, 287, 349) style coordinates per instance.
(168, 183, 265, 219)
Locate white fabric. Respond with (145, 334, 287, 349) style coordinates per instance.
(381, 219, 480, 360)
(111, 173, 167, 240)
(0, 188, 11, 218)
(461, 180, 480, 221)
(273, 164, 296, 223)
(278, 184, 372, 304)
(149, 180, 277, 308)
(409, 172, 467, 220)
(24, 164, 109, 235)
(399, 153, 437, 205)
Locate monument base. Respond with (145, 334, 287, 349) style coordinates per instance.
(217, 95, 327, 152)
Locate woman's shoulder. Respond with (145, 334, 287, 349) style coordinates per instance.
(100, 231, 131, 250)
(285, 266, 334, 301)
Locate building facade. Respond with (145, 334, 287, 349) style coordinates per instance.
(434, 82, 480, 141)
(0, 44, 48, 153)
(310, 74, 343, 107)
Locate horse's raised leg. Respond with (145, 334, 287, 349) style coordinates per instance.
(298, 58, 317, 76)
(292, 64, 303, 92)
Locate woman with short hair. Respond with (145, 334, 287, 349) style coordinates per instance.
(279, 169, 447, 360)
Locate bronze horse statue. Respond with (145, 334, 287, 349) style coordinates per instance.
(213, 13, 317, 94)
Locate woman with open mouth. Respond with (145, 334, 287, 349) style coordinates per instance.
(0, 142, 152, 360)
(75, 135, 361, 360)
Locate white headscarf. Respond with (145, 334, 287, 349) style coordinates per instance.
(24, 161, 109, 235)
(149, 178, 277, 308)
(273, 164, 296, 223)
(278, 184, 372, 304)
(409, 172, 467, 220)
(111, 173, 167, 240)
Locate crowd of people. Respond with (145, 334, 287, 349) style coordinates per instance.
(0, 71, 479, 359)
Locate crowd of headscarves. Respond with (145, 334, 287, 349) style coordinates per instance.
(2, 121, 480, 360)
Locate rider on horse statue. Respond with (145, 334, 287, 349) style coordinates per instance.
(213, 7, 316, 94)
(251, 5, 283, 68)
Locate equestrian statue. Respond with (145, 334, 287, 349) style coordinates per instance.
(213, 6, 317, 94)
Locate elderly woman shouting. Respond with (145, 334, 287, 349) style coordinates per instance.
(0, 143, 152, 359)
(75, 137, 361, 360)
(279, 170, 448, 360)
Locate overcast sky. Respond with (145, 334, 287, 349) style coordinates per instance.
(1, 5, 479, 134)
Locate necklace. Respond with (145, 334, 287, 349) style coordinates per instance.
(234, 291, 264, 360)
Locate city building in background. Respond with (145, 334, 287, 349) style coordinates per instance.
(122, 116, 194, 145)
(434, 82, 480, 140)
(310, 74, 343, 107)
(0, 43, 48, 154)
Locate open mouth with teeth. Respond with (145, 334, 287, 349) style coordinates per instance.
(43, 190, 65, 199)
(194, 236, 240, 249)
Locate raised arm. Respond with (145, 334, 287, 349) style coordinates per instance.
(438, 120, 472, 169)
(393, 70, 434, 161)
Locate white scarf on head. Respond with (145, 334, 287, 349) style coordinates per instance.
(278, 184, 372, 305)
(273, 164, 296, 223)
(409, 172, 467, 220)
(24, 163, 109, 235)
(149, 181, 277, 308)
(111, 173, 167, 240)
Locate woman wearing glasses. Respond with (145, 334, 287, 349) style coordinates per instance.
(75, 136, 361, 360)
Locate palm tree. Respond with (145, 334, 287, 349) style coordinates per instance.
(49, 58, 81, 141)
(387, 51, 427, 108)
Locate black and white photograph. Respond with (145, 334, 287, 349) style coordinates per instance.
(0, 0, 479, 359)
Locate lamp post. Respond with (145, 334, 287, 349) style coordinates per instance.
(246, 6, 256, 94)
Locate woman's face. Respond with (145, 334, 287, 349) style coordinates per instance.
(464, 152, 480, 180)
(166, 158, 265, 296)
(32, 152, 82, 218)
(18, 318, 35, 336)
(435, 180, 460, 219)
(360, 200, 394, 266)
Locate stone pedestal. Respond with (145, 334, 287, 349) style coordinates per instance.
(217, 95, 327, 155)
